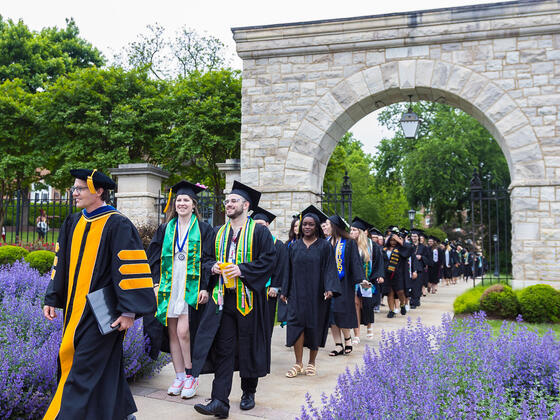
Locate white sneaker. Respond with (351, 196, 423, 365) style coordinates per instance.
(168, 378, 185, 396)
(181, 376, 199, 399)
(405, 304, 410, 312)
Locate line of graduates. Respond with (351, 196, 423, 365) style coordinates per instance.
(43, 169, 486, 420)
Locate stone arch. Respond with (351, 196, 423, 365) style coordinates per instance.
(287, 59, 545, 194)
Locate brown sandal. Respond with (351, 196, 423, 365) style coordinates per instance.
(286, 363, 303, 378)
(305, 364, 316, 376)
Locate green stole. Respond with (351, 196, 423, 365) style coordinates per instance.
(265, 236, 277, 300)
(156, 216, 201, 325)
(212, 218, 256, 316)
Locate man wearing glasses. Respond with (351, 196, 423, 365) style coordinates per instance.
(42, 169, 156, 420)
(193, 181, 276, 419)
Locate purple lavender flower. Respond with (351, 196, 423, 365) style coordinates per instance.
(299, 313, 560, 419)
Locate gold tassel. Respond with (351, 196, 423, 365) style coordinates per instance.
(162, 188, 173, 214)
(87, 169, 97, 194)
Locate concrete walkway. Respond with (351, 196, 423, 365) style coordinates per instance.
(131, 280, 471, 419)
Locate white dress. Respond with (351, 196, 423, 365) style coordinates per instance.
(166, 235, 190, 319)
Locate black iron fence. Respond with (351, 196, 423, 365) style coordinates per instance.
(469, 171, 511, 286)
(1, 193, 77, 245)
(320, 171, 353, 222)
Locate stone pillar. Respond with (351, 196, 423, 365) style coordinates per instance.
(217, 159, 241, 192)
(109, 163, 169, 228)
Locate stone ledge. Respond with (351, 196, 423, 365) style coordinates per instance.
(510, 179, 560, 189)
(109, 163, 169, 179)
(115, 192, 161, 199)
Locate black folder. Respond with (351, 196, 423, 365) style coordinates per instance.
(86, 286, 119, 335)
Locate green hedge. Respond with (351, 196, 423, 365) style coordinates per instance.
(24, 250, 56, 274)
(480, 284, 520, 319)
(518, 285, 560, 323)
(0, 246, 29, 265)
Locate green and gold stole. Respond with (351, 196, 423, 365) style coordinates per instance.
(156, 216, 201, 325)
(384, 246, 401, 278)
(265, 236, 277, 300)
(212, 218, 256, 316)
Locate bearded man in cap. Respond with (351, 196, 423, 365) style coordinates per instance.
(42, 169, 157, 420)
(193, 181, 276, 419)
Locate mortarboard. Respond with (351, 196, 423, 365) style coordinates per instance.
(328, 214, 349, 231)
(428, 235, 440, 242)
(70, 169, 116, 194)
(162, 180, 206, 213)
(251, 206, 276, 224)
(229, 180, 261, 211)
(369, 227, 383, 236)
(351, 216, 373, 232)
(300, 205, 328, 224)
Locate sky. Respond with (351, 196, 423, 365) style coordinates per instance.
(2, 0, 494, 155)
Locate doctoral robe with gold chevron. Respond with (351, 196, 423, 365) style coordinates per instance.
(43, 206, 157, 420)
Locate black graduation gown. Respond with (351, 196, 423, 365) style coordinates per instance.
(451, 249, 462, 277)
(428, 247, 442, 284)
(191, 223, 276, 379)
(382, 241, 413, 293)
(283, 238, 340, 350)
(331, 238, 365, 329)
(143, 219, 214, 359)
(371, 242, 385, 306)
(44, 209, 157, 420)
(265, 238, 288, 339)
(411, 243, 430, 292)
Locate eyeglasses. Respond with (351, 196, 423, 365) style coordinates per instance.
(70, 186, 88, 194)
(222, 198, 244, 206)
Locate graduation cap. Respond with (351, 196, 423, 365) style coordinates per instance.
(386, 225, 398, 234)
(229, 180, 261, 211)
(251, 206, 276, 224)
(300, 205, 328, 224)
(328, 214, 349, 231)
(444, 238, 450, 245)
(368, 227, 383, 236)
(162, 180, 206, 214)
(428, 235, 440, 242)
(400, 227, 410, 236)
(70, 169, 116, 194)
(351, 216, 373, 232)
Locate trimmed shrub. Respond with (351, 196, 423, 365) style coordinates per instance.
(24, 250, 56, 274)
(480, 284, 520, 319)
(0, 245, 29, 265)
(518, 284, 560, 323)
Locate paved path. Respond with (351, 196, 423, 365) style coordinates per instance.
(131, 280, 471, 419)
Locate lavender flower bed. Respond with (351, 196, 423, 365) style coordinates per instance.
(301, 314, 560, 419)
(0, 261, 170, 419)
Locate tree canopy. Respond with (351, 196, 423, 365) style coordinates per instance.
(374, 102, 510, 225)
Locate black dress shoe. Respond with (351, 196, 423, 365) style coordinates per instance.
(240, 392, 255, 410)
(194, 399, 229, 418)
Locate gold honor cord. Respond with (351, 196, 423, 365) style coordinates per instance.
(87, 169, 97, 194)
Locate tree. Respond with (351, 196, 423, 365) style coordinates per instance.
(116, 24, 229, 79)
(374, 102, 509, 225)
(37, 66, 168, 190)
(152, 69, 241, 196)
(0, 16, 104, 92)
(323, 132, 412, 230)
(0, 80, 41, 228)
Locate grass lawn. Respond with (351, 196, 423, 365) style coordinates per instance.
(485, 318, 560, 338)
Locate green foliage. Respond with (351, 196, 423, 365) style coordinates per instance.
(154, 69, 241, 195)
(323, 133, 412, 229)
(24, 250, 55, 274)
(518, 285, 560, 323)
(0, 245, 29, 265)
(453, 284, 489, 314)
(0, 16, 104, 92)
(36, 66, 168, 190)
(375, 102, 510, 225)
(480, 284, 520, 319)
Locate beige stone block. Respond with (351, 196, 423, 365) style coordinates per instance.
(472, 82, 503, 112)
(366, 51, 385, 66)
(503, 125, 537, 149)
(431, 62, 452, 89)
(528, 95, 560, 106)
(486, 95, 518, 122)
(506, 51, 520, 64)
(460, 73, 488, 102)
(380, 62, 399, 90)
(415, 60, 435, 87)
(285, 151, 315, 172)
(493, 38, 516, 51)
(446, 65, 472, 94)
(386, 45, 429, 59)
(398, 60, 416, 89)
(514, 223, 539, 240)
